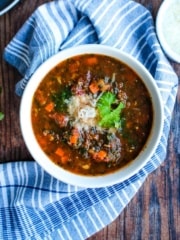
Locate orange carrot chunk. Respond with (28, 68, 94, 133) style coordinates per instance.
(55, 147, 65, 157)
(61, 156, 69, 164)
(96, 150, 107, 160)
(89, 82, 99, 94)
(69, 129, 79, 145)
(55, 148, 69, 164)
(86, 57, 98, 65)
(45, 102, 55, 112)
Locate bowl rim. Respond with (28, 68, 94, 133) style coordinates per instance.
(156, 0, 180, 63)
(20, 44, 164, 188)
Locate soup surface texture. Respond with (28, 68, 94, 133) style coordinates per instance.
(32, 54, 153, 176)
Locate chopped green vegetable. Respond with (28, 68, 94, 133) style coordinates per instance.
(97, 92, 116, 116)
(97, 91, 124, 128)
(0, 86, 4, 121)
(52, 86, 72, 112)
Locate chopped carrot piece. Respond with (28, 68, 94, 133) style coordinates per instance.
(61, 155, 69, 164)
(69, 129, 79, 145)
(55, 147, 65, 157)
(55, 147, 68, 164)
(45, 102, 55, 112)
(96, 150, 107, 160)
(86, 57, 98, 65)
(92, 150, 108, 162)
(69, 135, 78, 144)
(89, 82, 99, 94)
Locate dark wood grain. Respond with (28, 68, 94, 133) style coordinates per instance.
(0, 1, 179, 239)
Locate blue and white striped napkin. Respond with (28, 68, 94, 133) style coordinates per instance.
(1, 0, 178, 239)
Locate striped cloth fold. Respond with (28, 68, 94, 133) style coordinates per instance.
(1, 0, 178, 239)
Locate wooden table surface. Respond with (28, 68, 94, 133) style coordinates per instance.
(0, 0, 179, 239)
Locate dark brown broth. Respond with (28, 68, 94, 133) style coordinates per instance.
(31, 54, 153, 176)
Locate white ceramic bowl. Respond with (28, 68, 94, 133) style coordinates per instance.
(20, 44, 163, 188)
(156, 0, 180, 63)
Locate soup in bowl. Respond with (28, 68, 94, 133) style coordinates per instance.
(20, 44, 163, 188)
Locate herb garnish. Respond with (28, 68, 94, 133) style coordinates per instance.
(52, 86, 72, 112)
(97, 91, 124, 128)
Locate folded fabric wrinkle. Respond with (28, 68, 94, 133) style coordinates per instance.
(0, 0, 20, 16)
(1, 0, 178, 239)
